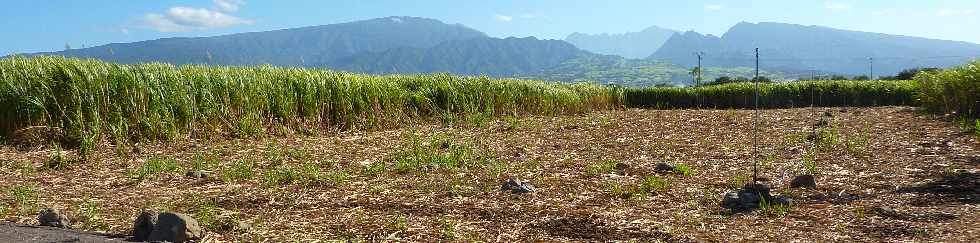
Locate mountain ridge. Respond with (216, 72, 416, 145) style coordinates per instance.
(650, 21, 980, 75)
(565, 25, 677, 59)
(27, 16, 487, 66)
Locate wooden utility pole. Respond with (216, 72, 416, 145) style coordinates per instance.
(753, 48, 760, 184)
(869, 57, 874, 80)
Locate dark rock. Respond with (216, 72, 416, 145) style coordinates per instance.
(738, 183, 772, 208)
(132, 209, 159, 241)
(654, 163, 674, 173)
(721, 183, 776, 210)
(185, 170, 209, 179)
(148, 212, 203, 243)
(823, 111, 833, 117)
(789, 174, 817, 188)
(721, 192, 740, 209)
(501, 177, 535, 194)
(775, 196, 794, 205)
(37, 208, 70, 228)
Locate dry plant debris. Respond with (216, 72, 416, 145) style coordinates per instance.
(0, 107, 977, 242)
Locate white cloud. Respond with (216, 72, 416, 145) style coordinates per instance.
(213, 0, 243, 12)
(938, 9, 976, 16)
(494, 14, 513, 22)
(120, 28, 130, 34)
(142, 7, 254, 32)
(705, 4, 724, 11)
(824, 2, 851, 12)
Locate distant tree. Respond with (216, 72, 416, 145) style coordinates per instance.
(64, 43, 71, 51)
(689, 67, 703, 86)
(879, 67, 941, 80)
(852, 75, 870, 81)
(829, 75, 849, 80)
(706, 76, 755, 86)
(713, 76, 732, 84)
(752, 76, 772, 83)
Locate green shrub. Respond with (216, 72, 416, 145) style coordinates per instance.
(625, 80, 917, 109)
(916, 60, 979, 118)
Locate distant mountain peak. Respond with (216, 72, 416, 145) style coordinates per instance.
(564, 25, 677, 59)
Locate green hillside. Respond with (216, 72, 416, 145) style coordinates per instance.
(529, 55, 791, 87)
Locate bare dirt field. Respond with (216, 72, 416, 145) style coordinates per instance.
(1, 107, 978, 242)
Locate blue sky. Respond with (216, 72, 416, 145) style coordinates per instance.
(2, 0, 979, 54)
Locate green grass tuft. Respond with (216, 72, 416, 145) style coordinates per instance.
(586, 160, 618, 176)
(673, 164, 695, 177)
(131, 157, 181, 181)
(223, 159, 256, 182)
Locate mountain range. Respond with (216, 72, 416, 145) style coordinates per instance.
(327, 37, 587, 77)
(28, 17, 486, 66)
(564, 26, 677, 59)
(20, 16, 980, 85)
(650, 22, 980, 76)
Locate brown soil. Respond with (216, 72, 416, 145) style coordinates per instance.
(1, 107, 977, 242)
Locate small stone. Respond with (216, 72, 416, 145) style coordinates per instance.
(37, 208, 70, 228)
(823, 111, 833, 117)
(501, 177, 535, 194)
(654, 163, 674, 173)
(789, 174, 817, 188)
(185, 170, 209, 179)
(148, 212, 204, 243)
(775, 196, 794, 205)
(132, 209, 159, 241)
